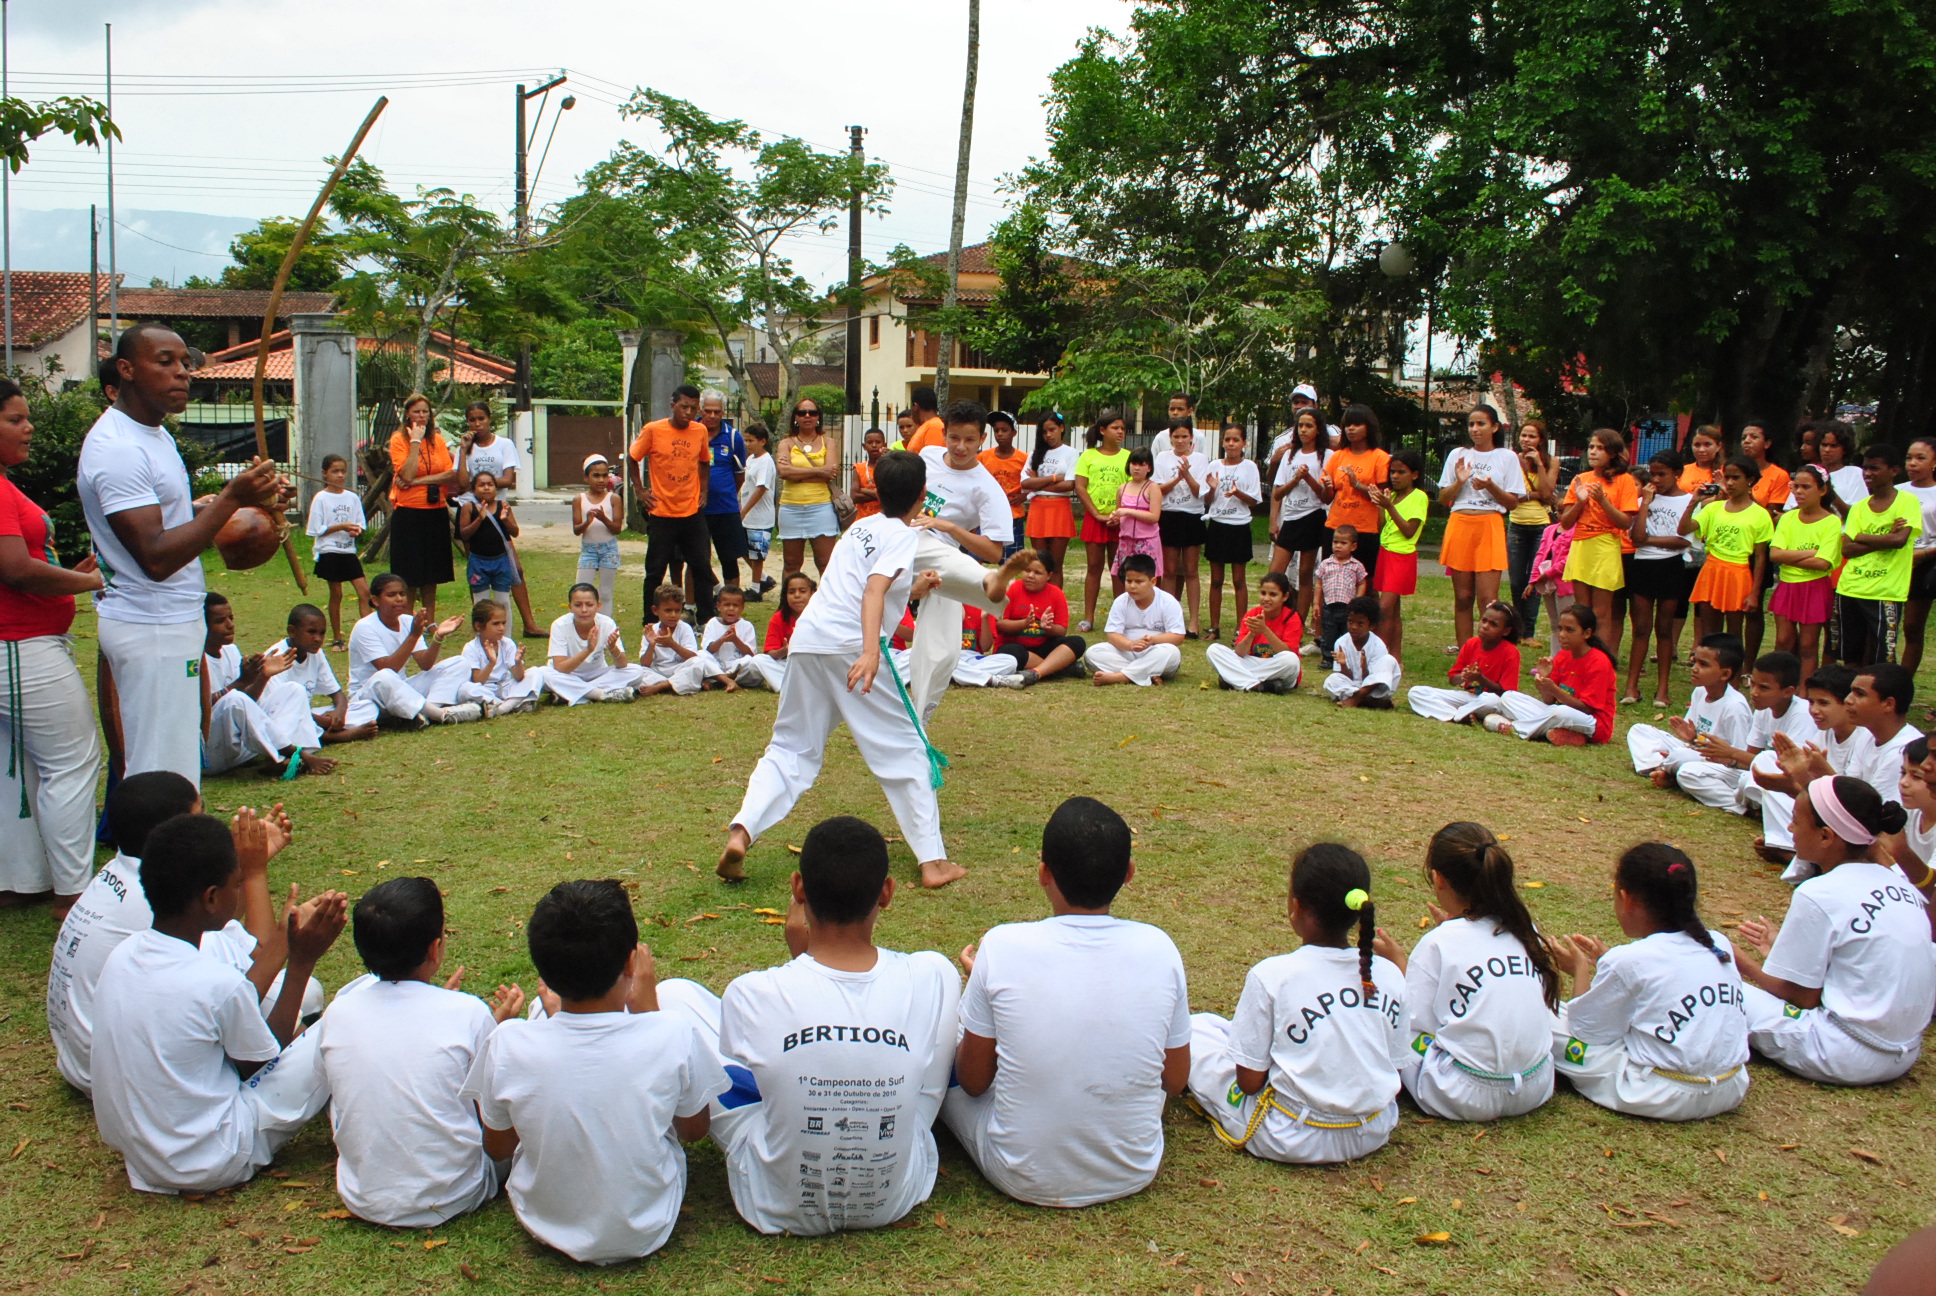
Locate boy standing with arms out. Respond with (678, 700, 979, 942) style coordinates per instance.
(1085, 553, 1186, 686)
(1838, 443, 1921, 665)
(943, 797, 1191, 1208)
(660, 816, 958, 1234)
(460, 881, 725, 1265)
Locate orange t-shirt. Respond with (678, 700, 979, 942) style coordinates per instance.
(1752, 462, 1792, 510)
(389, 429, 455, 510)
(905, 417, 946, 454)
(979, 447, 1027, 518)
(1567, 470, 1641, 543)
(628, 417, 712, 518)
(1678, 462, 1721, 495)
(852, 458, 881, 520)
(1323, 447, 1390, 534)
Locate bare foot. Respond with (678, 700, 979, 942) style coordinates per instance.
(719, 677, 740, 693)
(717, 826, 751, 882)
(1337, 694, 1362, 708)
(300, 751, 340, 776)
(1149, 674, 1167, 686)
(322, 722, 378, 744)
(50, 893, 81, 925)
(1753, 838, 1794, 866)
(985, 548, 1036, 602)
(1649, 768, 1673, 789)
(1092, 670, 1128, 686)
(921, 859, 968, 889)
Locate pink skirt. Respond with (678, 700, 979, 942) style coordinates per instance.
(1770, 576, 1834, 625)
(1114, 532, 1165, 578)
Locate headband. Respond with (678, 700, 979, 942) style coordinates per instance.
(1808, 776, 1875, 846)
(582, 453, 609, 471)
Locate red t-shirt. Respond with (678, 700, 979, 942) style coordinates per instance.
(961, 605, 988, 651)
(1238, 604, 1303, 658)
(999, 580, 1070, 648)
(764, 610, 798, 653)
(1447, 637, 1522, 692)
(0, 474, 75, 639)
(890, 609, 916, 651)
(1549, 646, 1616, 743)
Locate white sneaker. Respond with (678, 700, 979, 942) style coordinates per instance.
(582, 687, 607, 703)
(1483, 714, 1513, 734)
(479, 700, 500, 719)
(440, 703, 484, 725)
(1299, 643, 1320, 657)
(603, 686, 635, 703)
(993, 673, 1028, 689)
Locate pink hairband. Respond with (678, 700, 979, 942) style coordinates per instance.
(1808, 776, 1875, 846)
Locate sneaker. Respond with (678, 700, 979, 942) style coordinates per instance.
(1483, 714, 1513, 734)
(440, 703, 484, 725)
(603, 686, 636, 703)
(760, 576, 777, 593)
(1218, 676, 1235, 690)
(1019, 669, 1040, 688)
(993, 673, 1028, 689)
(747, 590, 765, 602)
(1298, 643, 1320, 657)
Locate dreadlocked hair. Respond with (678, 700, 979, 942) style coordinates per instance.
(1425, 822, 1560, 1010)
(1292, 842, 1379, 991)
(1616, 843, 1730, 964)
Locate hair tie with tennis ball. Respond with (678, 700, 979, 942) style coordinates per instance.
(1344, 888, 1370, 911)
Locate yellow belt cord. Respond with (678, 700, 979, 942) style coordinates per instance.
(1649, 1063, 1744, 1086)
(1188, 1090, 1375, 1149)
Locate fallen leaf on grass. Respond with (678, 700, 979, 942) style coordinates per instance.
(489, 886, 508, 894)
(278, 1181, 314, 1188)
(678, 948, 718, 962)
(1354, 1240, 1369, 1253)
(281, 1201, 306, 1212)
(8, 1137, 28, 1160)
(752, 908, 781, 916)
(711, 756, 723, 764)
(761, 917, 786, 925)
(1577, 816, 1592, 823)
(1758, 1192, 1770, 1202)
(376, 860, 390, 867)
(933, 1212, 948, 1229)
(1524, 881, 1545, 888)
(1776, 1143, 1799, 1151)
(315, 1209, 350, 1220)
(1414, 1232, 1452, 1246)
(1450, 1198, 1463, 1210)
(1642, 1211, 1682, 1226)
(1118, 735, 1138, 747)
(1368, 1176, 1383, 1192)
(284, 1246, 313, 1255)
(1715, 1150, 1728, 1164)
(1851, 1148, 1883, 1164)
(424, 1238, 448, 1250)
(1198, 1178, 1221, 1188)
(1610, 1221, 1657, 1229)
(1396, 1197, 1417, 1205)
(1828, 1220, 1862, 1238)
(460, 1262, 478, 1281)
(785, 844, 802, 854)
(1418, 915, 1431, 929)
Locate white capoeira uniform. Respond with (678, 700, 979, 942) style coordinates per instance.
(749, 653, 787, 692)
(343, 612, 468, 726)
(202, 645, 324, 773)
(1749, 725, 1866, 852)
(908, 447, 1013, 722)
(1773, 725, 1916, 883)
(1084, 587, 1186, 685)
(541, 612, 648, 705)
(1626, 685, 1753, 778)
(1743, 861, 1934, 1085)
(452, 637, 544, 708)
(1399, 918, 1556, 1122)
(1206, 642, 1302, 691)
(1553, 929, 1750, 1121)
(730, 513, 945, 863)
(642, 620, 729, 696)
(1408, 686, 1498, 723)
(700, 617, 765, 688)
(1189, 946, 1407, 1165)
(1321, 632, 1400, 702)
(1678, 694, 1819, 813)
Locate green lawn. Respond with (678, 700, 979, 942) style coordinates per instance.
(0, 534, 1924, 1295)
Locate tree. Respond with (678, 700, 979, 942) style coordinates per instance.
(970, 202, 1074, 377)
(0, 95, 115, 172)
(935, 0, 980, 409)
(183, 217, 349, 294)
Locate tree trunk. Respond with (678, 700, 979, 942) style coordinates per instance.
(934, 0, 980, 410)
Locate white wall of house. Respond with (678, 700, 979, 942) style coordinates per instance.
(25, 319, 98, 387)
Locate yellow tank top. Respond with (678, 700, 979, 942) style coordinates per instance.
(780, 438, 833, 506)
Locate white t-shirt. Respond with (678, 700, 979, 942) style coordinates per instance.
(1634, 492, 1696, 561)
(77, 406, 204, 623)
(92, 930, 282, 1194)
(1404, 917, 1555, 1077)
(958, 915, 1191, 1208)
(314, 979, 499, 1228)
(47, 854, 251, 1096)
(1228, 944, 1409, 1118)
(206, 642, 244, 693)
(547, 613, 624, 680)
(1438, 446, 1528, 514)
(348, 612, 424, 694)
(306, 490, 366, 556)
(1849, 723, 1924, 806)
(1028, 444, 1079, 501)
(1273, 449, 1328, 524)
(716, 950, 959, 1235)
(1746, 695, 1821, 752)
(642, 620, 698, 672)
(461, 1009, 726, 1265)
(459, 636, 522, 687)
(461, 436, 521, 494)
(1903, 482, 1936, 553)
(740, 453, 778, 530)
(1152, 450, 1209, 515)
(1563, 931, 1749, 1075)
(1765, 861, 1936, 1050)
(267, 638, 342, 701)
(1202, 459, 1261, 525)
(1908, 809, 1936, 872)
(918, 446, 1012, 547)
(788, 514, 920, 658)
(1683, 685, 1753, 748)
(1332, 632, 1392, 682)
(703, 616, 759, 668)
(1104, 588, 1186, 640)
(1829, 465, 1869, 511)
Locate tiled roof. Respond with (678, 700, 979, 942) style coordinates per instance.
(113, 287, 337, 320)
(11, 271, 120, 348)
(916, 243, 995, 275)
(743, 362, 846, 400)
(195, 327, 515, 387)
(893, 288, 997, 308)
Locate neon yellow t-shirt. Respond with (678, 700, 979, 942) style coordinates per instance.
(1771, 509, 1842, 585)
(1379, 487, 1431, 556)
(1691, 500, 1772, 566)
(1840, 490, 1924, 602)
(1075, 448, 1130, 519)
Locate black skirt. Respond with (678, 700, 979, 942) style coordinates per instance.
(1158, 510, 1207, 550)
(313, 550, 365, 583)
(1627, 555, 1695, 603)
(389, 505, 455, 588)
(1274, 511, 1328, 553)
(1204, 519, 1254, 565)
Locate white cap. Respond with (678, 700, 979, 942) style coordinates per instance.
(1292, 383, 1319, 403)
(582, 453, 610, 472)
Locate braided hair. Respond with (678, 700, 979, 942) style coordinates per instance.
(1292, 842, 1378, 990)
(1616, 844, 1729, 964)
(1425, 822, 1560, 1010)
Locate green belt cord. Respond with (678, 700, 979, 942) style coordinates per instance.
(5, 641, 26, 818)
(877, 636, 949, 791)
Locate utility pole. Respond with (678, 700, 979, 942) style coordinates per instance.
(844, 125, 864, 424)
(88, 206, 98, 359)
(935, 0, 979, 410)
(513, 74, 567, 412)
(105, 23, 118, 351)
(3, 0, 11, 375)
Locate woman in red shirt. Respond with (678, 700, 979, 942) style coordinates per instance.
(1470, 603, 1616, 745)
(991, 554, 1085, 684)
(0, 378, 106, 915)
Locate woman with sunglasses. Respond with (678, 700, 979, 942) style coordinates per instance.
(775, 397, 843, 576)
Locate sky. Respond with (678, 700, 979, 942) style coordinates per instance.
(7, 0, 1135, 289)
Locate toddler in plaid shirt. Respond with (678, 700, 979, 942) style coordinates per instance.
(1314, 525, 1369, 658)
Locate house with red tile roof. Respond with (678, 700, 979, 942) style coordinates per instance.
(7, 271, 119, 384)
(111, 286, 338, 351)
(191, 326, 515, 396)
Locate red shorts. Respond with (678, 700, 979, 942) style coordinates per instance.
(1374, 548, 1418, 595)
(1080, 512, 1117, 545)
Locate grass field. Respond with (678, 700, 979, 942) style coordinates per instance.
(0, 529, 1926, 1296)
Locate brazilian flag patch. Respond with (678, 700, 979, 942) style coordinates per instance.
(1563, 1037, 1588, 1065)
(186, 659, 200, 678)
(1412, 1032, 1433, 1058)
(1782, 1002, 1803, 1020)
(1225, 1080, 1246, 1108)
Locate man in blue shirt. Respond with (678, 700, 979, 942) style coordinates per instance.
(700, 390, 748, 590)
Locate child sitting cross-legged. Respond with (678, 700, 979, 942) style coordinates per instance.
(1207, 570, 1304, 693)
(1672, 650, 1816, 814)
(313, 877, 526, 1228)
(459, 881, 727, 1265)
(1407, 600, 1522, 724)
(1747, 665, 1862, 862)
(454, 598, 543, 717)
(543, 582, 648, 705)
(1465, 601, 1617, 744)
(270, 603, 376, 752)
(91, 812, 348, 1194)
(1626, 633, 1752, 790)
(640, 583, 733, 695)
(1322, 594, 1400, 707)
(657, 815, 959, 1234)
(1084, 553, 1186, 687)
(700, 586, 766, 689)
(346, 573, 478, 727)
(201, 593, 335, 778)
(1188, 842, 1407, 1164)
(989, 552, 1087, 686)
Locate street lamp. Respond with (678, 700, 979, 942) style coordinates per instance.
(1379, 240, 1432, 418)
(514, 74, 571, 411)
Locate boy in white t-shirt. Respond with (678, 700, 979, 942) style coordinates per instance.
(739, 425, 779, 596)
(1750, 665, 1864, 858)
(201, 592, 337, 779)
(345, 573, 478, 727)
(1084, 554, 1186, 686)
(1626, 634, 1753, 790)
(640, 583, 732, 695)
(660, 815, 958, 1234)
(700, 586, 765, 688)
(460, 881, 725, 1265)
(91, 812, 347, 1193)
(1322, 594, 1401, 706)
(543, 582, 649, 705)
(1675, 650, 1815, 813)
(942, 797, 1191, 1207)
(1763, 664, 1921, 881)
(314, 876, 525, 1227)
(274, 603, 376, 749)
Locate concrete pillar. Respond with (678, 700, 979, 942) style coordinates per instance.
(290, 313, 356, 514)
(647, 328, 685, 421)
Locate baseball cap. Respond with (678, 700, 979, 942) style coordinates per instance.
(1292, 383, 1319, 403)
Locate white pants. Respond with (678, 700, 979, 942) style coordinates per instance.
(730, 650, 944, 864)
(1406, 685, 1492, 723)
(1752, 749, 1800, 851)
(1186, 1013, 1397, 1164)
(139, 1018, 330, 1194)
(1321, 659, 1399, 702)
(1744, 984, 1919, 1086)
(1627, 724, 1701, 774)
(1085, 641, 1182, 686)
(343, 658, 470, 726)
(1552, 1009, 1748, 1120)
(99, 616, 205, 786)
(950, 651, 1012, 688)
(1674, 760, 1751, 812)
(1465, 690, 1596, 741)
(1398, 1037, 1553, 1122)
(541, 663, 649, 706)
(454, 670, 545, 707)
(1206, 644, 1301, 691)
(671, 650, 726, 696)
(907, 533, 1007, 722)
(0, 635, 102, 896)
(656, 979, 757, 1144)
(711, 657, 767, 688)
(749, 653, 787, 692)
(205, 692, 287, 774)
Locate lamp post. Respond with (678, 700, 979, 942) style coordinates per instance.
(514, 75, 572, 412)
(1378, 240, 1432, 419)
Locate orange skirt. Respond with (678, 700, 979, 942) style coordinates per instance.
(1027, 495, 1075, 539)
(1690, 557, 1755, 612)
(1439, 510, 1508, 573)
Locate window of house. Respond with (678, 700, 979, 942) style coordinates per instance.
(869, 314, 879, 348)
